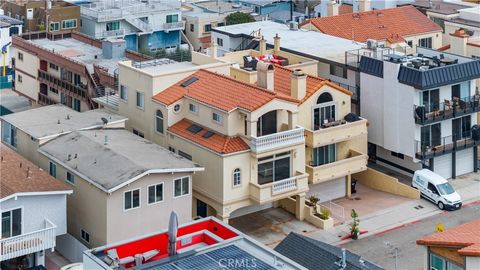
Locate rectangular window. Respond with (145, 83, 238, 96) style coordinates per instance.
(452, 115, 471, 141)
(17, 52, 23, 61)
(329, 64, 347, 78)
(258, 152, 291, 185)
(204, 24, 212, 33)
(217, 22, 224, 27)
(124, 189, 140, 210)
(120, 85, 128, 101)
(80, 229, 90, 243)
(421, 123, 441, 149)
(166, 14, 179, 23)
(190, 24, 194, 32)
(136, 91, 144, 109)
(189, 103, 198, 113)
(132, 129, 144, 138)
(106, 21, 120, 31)
(49, 63, 59, 70)
(212, 112, 223, 124)
(49, 87, 58, 94)
(62, 19, 77, 29)
(217, 38, 223, 46)
(419, 37, 433, 49)
(421, 89, 440, 113)
(49, 22, 60, 32)
(17, 74, 22, 83)
(174, 176, 190, 197)
(313, 103, 336, 130)
(312, 144, 336, 166)
(430, 253, 445, 270)
(169, 146, 176, 153)
(1, 121, 17, 148)
(66, 171, 75, 184)
(178, 150, 192, 161)
(73, 98, 81, 112)
(1, 208, 22, 238)
(49, 161, 57, 177)
(148, 183, 164, 204)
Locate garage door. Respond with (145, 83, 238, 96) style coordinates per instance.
(309, 177, 346, 202)
(434, 154, 452, 179)
(456, 148, 474, 177)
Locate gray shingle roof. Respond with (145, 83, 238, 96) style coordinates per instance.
(274, 233, 384, 270)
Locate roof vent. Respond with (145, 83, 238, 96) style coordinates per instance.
(187, 124, 203, 134)
(181, 77, 199, 87)
(202, 131, 214, 138)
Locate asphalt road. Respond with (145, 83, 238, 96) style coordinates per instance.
(341, 201, 480, 270)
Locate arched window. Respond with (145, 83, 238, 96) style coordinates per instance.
(317, 92, 333, 104)
(155, 110, 164, 134)
(233, 168, 241, 187)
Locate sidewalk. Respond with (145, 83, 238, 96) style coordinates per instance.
(306, 172, 480, 246)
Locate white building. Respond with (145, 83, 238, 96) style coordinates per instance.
(0, 144, 72, 270)
(0, 14, 22, 68)
(360, 47, 480, 179)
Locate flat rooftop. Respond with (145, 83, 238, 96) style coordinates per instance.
(183, 0, 253, 17)
(413, 0, 471, 15)
(38, 129, 203, 192)
(80, 0, 180, 16)
(31, 37, 128, 74)
(213, 20, 362, 63)
(0, 104, 127, 139)
(83, 217, 305, 269)
(121, 58, 206, 77)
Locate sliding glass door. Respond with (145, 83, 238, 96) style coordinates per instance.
(312, 144, 336, 166)
(421, 123, 441, 148)
(1, 209, 21, 238)
(257, 152, 291, 185)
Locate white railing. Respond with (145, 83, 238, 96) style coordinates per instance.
(319, 201, 345, 222)
(0, 219, 56, 261)
(251, 127, 305, 153)
(163, 21, 185, 31)
(101, 29, 126, 38)
(272, 177, 297, 195)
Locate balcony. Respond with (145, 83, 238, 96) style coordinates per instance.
(304, 118, 367, 148)
(162, 21, 185, 31)
(250, 127, 305, 153)
(415, 133, 478, 160)
(0, 219, 56, 261)
(38, 70, 87, 98)
(38, 93, 57, 106)
(414, 95, 480, 125)
(101, 29, 126, 38)
(306, 150, 367, 184)
(250, 172, 309, 204)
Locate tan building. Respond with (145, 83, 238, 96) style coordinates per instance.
(114, 45, 368, 223)
(1, 0, 80, 33)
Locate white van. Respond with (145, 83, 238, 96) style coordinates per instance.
(412, 169, 462, 210)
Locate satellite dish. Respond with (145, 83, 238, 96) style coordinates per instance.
(101, 117, 108, 125)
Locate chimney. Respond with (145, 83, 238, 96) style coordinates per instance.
(327, 1, 339, 16)
(257, 62, 275, 91)
(449, 29, 469, 56)
(291, 69, 306, 100)
(359, 0, 371, 12)
(211, 41, 218, 58)
(259, 36, 267, 55)
(273, 34, 281, 55)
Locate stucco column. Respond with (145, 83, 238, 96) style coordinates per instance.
(346, 174, 352, 197)
(295, 193, 306, 221)
(216, 213, 230, 224)
(248, 120, 258, 137)
(288, 111, 298, 129)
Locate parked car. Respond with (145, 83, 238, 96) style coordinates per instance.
(412, 169, 462, 210)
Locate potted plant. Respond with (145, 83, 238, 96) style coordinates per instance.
(307, 194, 320, 214)
(319, 208, 330, 220)
(350, 209, 360, 240)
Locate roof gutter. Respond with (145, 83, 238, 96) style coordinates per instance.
(0, 190, 73, 203)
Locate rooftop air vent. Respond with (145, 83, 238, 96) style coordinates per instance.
(202, 131, 214, 138)
(187, 124, 203, 134)
(181, 77, 199, 87)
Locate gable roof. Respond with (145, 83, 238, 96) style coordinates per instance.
(38, 129, 203, 193)
(0, 143, 72, 201)
(153, 67, 351, 112)
(168, 119, 250, 155)
(274, 233, 383, 270)
(303, 5, 442, 43)
(417, 219, 480, 257)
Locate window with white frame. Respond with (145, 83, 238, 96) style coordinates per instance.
(124, 189, 140, 210)
(233, 168, 241, 187)
(429, 252, 463, 270)
(17, 52, 23, 61)
(212, 112, 223, 124)
(120, 85, 128, 101)
(1, 208, 22, 238)
(136, 91, 144, 108)
(189, 103, 198, 113)
(174, 176, 190, 197)
(49, 63, 59, 70)
(257, 152, 291, 185)
(155, 110, 164, 134)
(49, 22, 60, 31)
(217, 38, 223, 46)
(66, 171, 75, 184)
(80, 229, 90, 243)
(62, 19, 77, 29)
(419, 37, 433, 48)
(148, 183, 164, 204)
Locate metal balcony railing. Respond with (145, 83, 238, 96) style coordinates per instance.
(415, 131, 479, 159)
(414, 95, 480, 125)
(38, 70, 87, 98)
(0, 219, 56, 261)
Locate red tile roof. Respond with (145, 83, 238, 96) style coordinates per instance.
(153, 67, 351, 112)
(0, 143, 72, 199)
(168, 119, 250, 155)
(417, 219, 480, 256)
(303, 5, 442, 43)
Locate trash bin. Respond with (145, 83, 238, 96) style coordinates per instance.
(351, 179, 358, 194)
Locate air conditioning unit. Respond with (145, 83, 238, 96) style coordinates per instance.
(366, 39, 377, 50)
(289, 21, 299, 31)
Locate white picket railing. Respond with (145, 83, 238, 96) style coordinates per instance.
(0, 219, 56, 261)
(272, 177, 297, 195)
(251, 127, 305, 153)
